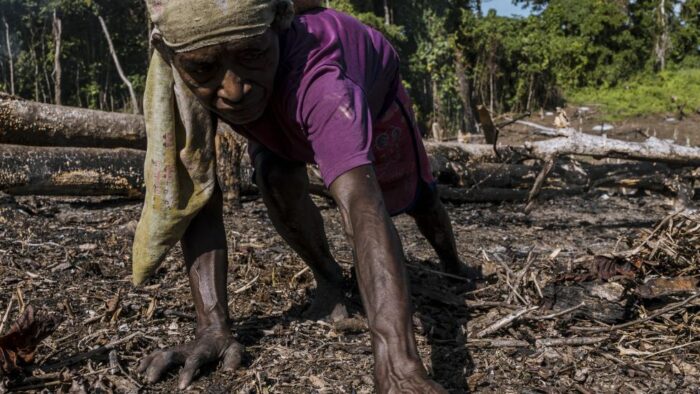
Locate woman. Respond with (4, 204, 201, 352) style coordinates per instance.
(133, 1, 472, 392)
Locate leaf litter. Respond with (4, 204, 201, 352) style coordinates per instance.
(0, 189, 699, 392)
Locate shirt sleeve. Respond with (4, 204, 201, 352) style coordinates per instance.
(298, 66, 374, 188)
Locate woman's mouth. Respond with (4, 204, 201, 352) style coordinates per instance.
(215, 99, 266, 124)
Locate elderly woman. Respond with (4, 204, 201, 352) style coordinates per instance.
(132, 0, 472, 392)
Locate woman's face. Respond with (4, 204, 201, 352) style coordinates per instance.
(172, 29, 279, 125)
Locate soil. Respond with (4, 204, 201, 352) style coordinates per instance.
(1, 186, 698, 393)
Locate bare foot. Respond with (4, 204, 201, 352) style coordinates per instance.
(390, 377, 448, 394)
(303, 280, 349, 322)
(443, 258, 482, 281)
(380, 373, 448, 394)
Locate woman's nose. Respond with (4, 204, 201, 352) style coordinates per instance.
(218, 70, 252, 104)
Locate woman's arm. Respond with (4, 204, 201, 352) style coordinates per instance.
(329, 165, 446, 393)
(137, 188, 242, 390)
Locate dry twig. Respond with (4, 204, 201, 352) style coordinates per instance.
(474, 306, 539, 338)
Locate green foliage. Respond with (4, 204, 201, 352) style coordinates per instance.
(0, 0, 148, 110)
(567, 68, 700, 119)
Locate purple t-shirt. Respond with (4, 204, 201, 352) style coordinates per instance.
(232, 8, 434, 214)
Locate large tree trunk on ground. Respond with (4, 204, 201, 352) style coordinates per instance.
(2, 100, 700, 204)
(0, 144, 145, 197)
(5, 98, 699, 167)
(424, 130, 700, 166)
(2, 143, 695, 202)
(0, 95, 146, 149)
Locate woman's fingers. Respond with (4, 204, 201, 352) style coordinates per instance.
(147, 350, 181, 384)
(178, 348, 213, 390)
(137, 336, 243, 388)
(137, 350, 185, 384)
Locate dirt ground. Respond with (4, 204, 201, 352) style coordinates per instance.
(1, 184, 698, 393)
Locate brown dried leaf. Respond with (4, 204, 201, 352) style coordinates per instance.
(104, 290, 121, 315)
(0, 305, 63, 374)
(594, 256, 639, 281)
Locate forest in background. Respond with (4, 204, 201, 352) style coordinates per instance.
(0, 0, 698, 136)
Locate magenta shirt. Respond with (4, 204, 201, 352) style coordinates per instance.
(232, 8, 434, 214)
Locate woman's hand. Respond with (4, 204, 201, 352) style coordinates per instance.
(137, 326, 243, 390)
(329, 165, 447, 393)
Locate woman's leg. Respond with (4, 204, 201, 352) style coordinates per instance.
(407, 184, 480, 279)
(253, 146, 348, 320)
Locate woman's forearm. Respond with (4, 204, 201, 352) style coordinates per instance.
(330, 166, 426, 384)
(180, 188, 231, 334)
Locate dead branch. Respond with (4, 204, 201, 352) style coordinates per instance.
(535, 337, 608, 347)
(474, 306, 539, 338)
(425, 128, 700, 166)
(467, 339, 529, 348)
(41, 332, 144, 372)
(525, 156, 556, 214)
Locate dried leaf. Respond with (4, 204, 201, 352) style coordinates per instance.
(0, 305, 63, 374)
(594, 256, 639, 281)
(104, 290, 121, 315)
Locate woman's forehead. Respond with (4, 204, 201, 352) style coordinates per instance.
(178, 31, 274, 61)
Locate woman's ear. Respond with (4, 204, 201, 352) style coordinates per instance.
(151, 31, 175, 65)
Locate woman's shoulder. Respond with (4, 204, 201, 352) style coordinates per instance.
(279, 8, 397, 80)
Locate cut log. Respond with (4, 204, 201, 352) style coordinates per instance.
(425, 129, 700, 166)
(0, 144, 145, 197)
(0, 95, 146, 149)
(1, 143, 695, 202)
(3, 96, 699, 168)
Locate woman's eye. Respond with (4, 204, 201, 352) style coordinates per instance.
(185, 62, 215, 76)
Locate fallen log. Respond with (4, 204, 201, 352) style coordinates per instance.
(3, 93, 698, 172)
(0, 144, 145, 197)
(1, 143, 696, 202)
(3, 94, 699, 167)
(425, 129, 700, 166)
(0, 94, 146, 149)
